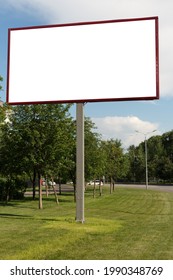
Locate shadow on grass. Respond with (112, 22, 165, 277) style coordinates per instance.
(0, 212, 65, 223)
(0, 198, 39, 210)
(115, 209, 173, 216)
(0, 213, 32, 218)
(0, 197, 34, 205)
(1, 194, 73, 204)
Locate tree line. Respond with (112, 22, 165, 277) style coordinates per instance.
(127, 131, 173, 184)
(1, 76, 173, 205)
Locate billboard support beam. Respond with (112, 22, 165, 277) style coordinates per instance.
(76, 103, 85, 223)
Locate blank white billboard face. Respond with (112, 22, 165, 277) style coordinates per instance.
(7, 17, 159, 104)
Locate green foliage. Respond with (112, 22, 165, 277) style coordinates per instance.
(0, 76, 5, 125)
(127, 131, 173, 183)
(0, 177, 27, 202)
(2, 91, 173, 191)
(100, 139, 128, 182)
(0, 104, 75, 203)
(0, 104, 74, 176)
(0, 75, 3, 91)
(85, 117, 103, 181)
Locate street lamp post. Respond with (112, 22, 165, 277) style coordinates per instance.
(135, 130, 156, 190)
(144, 135, 148, 190)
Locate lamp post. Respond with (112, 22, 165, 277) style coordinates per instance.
(135, 130, 157, 190)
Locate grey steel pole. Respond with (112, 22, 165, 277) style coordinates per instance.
(76, 103, 85, 223)
(145, 136, 148, 190)
(135, 129, 157, 190)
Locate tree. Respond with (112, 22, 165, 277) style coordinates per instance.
(0, 75, 3, 91)
(127, 145, 138, 182)
(84, 118, 103, 181)
(159, 131, 173, 182)
(0, 76, 5, 124)
(146, 135, 164, 182)
(101, 139, 126, 192)
(84, 117, 104, 196)
(63, 117, 103, 200)
(127, 133, 173, 184)
(0, 103, 74, 207)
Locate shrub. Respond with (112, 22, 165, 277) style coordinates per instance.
(0, 177, 27, 202)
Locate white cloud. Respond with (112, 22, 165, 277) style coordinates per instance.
(92, 115, 160, 148)
(4, 0, 173, 97)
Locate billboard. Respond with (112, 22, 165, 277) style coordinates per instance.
(7, 17, 159, 104)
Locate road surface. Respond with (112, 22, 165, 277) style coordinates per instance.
(25, 183, 173, 197)
(114, 183, 173, 192)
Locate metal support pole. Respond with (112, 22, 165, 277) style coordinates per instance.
(136, 129, 157, 190)
(76, 103, 85, 223)
(145, 136, 148, 190)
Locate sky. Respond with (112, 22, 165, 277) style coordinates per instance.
(0, 0, 173, 148)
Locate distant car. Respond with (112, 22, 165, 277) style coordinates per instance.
(41, 180, 46, 186)
(88, 180, 103, 186)
(41, 179, 56, 186)
(48, 181, 56, 186)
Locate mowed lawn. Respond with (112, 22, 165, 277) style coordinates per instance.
(0, 186, 173, 260)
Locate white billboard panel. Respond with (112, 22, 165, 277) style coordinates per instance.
(7, 17, 159, 104)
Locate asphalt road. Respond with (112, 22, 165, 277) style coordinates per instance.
(25, 183, 173, 196)
(114, 183, 173, 192)
(24, 184, 72, 196)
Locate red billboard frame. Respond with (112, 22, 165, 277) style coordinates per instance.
(6, 16, 159, 105)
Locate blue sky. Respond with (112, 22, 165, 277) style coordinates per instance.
(0, 0, 173, 148)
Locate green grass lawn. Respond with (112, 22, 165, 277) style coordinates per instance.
(0, 186, 173, 260)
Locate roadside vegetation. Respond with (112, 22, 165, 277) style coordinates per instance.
(1, 93, 173, 205)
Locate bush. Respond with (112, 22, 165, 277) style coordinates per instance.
(0, 177, 27, 202)
(0, 178, 7, 201)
